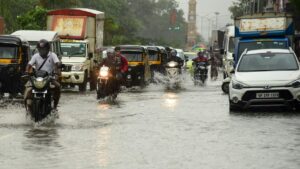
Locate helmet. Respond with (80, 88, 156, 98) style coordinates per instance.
(114, 46, 121, 52)
(170, 49, 177, 57)
(197, 51, 204, 57)
(106, 48, 115, 57)
(37, 39, 50, 50)
(37, 39, 50, 58)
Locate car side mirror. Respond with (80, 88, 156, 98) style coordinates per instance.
(230, 68, 235, 74)
(88, 53, 93, 59)
(220, 49, 225, 55)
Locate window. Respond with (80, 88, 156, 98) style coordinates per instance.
(0, 45, 18, 59)
(122, 51, 143, 62)
(238, 53, 299, 72)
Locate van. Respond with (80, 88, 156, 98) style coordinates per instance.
(11, 30, 62, 59)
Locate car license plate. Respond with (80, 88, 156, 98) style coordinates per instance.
(256, 92, 279, 99)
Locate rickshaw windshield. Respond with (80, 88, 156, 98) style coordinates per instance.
(148, 51, 159, 61)
(122, 51, 143, 62)
(0, 44, 18, 59)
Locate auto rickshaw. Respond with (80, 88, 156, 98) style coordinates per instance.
(0, 35, 30, 98)
(146, 46, 167, 78)
(118, 45, 151, 88)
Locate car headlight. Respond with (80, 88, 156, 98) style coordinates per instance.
(289, 80, 300, 88)
(167, 61, 178, 67)
(232, 80, 246, 90)
(71, 64, 84, 71)
(99, 66, 109, 77)
(33, 77, 47, 89)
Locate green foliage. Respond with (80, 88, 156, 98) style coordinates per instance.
(228, 0, 249, 19)
(290, 0, 300, 12)
(0, 0, 188, 48)
(17, 6, 47, 30)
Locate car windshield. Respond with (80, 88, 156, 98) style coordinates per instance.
(238, 41, 287, 59)
(228, 37, 235, 53)
(184, 53, 197, 60)
(0, 45, 18, 59)
(61, 42, 86, 57)
(122, 51, 143, 62)
(238, 53, 299, 72)
(148, 50, 159, 61)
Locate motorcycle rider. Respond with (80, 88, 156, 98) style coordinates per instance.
(99, 48, 128, 88)
(192, 50, 209, 74)
(193, 50, 209, 63)
(24, 39, 61, 110)
(167, 49, 184, 68)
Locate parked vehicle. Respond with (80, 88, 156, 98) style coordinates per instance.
(0, 35, 30, 97)
(47, 8, 105, 91)
(24, 70, 56, 122)
(229, 48, 300, 111)
(96, 66, 119, 100)
(11, 30, 62, 59)
(234, 12, 294, 67)
(118, 45, 151, 88)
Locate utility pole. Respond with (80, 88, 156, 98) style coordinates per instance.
(187, 0, 198, 50)
(215, 12, 220, 30)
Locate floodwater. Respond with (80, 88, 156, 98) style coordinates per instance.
(0, 72, 300, 169)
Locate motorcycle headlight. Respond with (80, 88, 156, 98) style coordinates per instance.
(232, 80, 246, 90)
(167, 61, 178, 67)
(99, 66, 109, 77)
(71, 64, 84, 71)
(33, 77, 47, 89)
(289, 80, 300, 88)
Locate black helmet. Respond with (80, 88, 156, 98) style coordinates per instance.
(37, 39, 50, 50)
(170, 49, 177, 57)
(114, 46, 121, 52)
(37, 39, 50, 58)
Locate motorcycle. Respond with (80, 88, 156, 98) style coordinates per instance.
(193, 62, 208, 85)
(96, 66, 119, 100)
(24, 70, 56, 122)
(165, 61, 181, 89)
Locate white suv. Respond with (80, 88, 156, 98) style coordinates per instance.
(229, 48, 300, 111)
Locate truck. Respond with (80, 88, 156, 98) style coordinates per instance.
(234, 12, 294, 66)
(0, 17, 4, 34)
(47, 8, 105, 91)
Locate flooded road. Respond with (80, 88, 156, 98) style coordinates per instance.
(0, 74, 300, 169)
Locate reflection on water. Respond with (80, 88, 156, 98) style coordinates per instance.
(97, 126, 111, 167)
(23, 128, 61, 151)
(98, 103, 111, 111)
(162, 92, 179, 109)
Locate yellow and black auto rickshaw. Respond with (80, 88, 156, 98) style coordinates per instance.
(118, 45, 151, 88)
(146, 46, 168, 77)
(0, 35, 30, 97)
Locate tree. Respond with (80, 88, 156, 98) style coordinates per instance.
(228, 0, 249, 19)
(17, 6, 47, 30)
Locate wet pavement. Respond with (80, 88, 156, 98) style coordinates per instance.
(0, 73, 300, 169)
